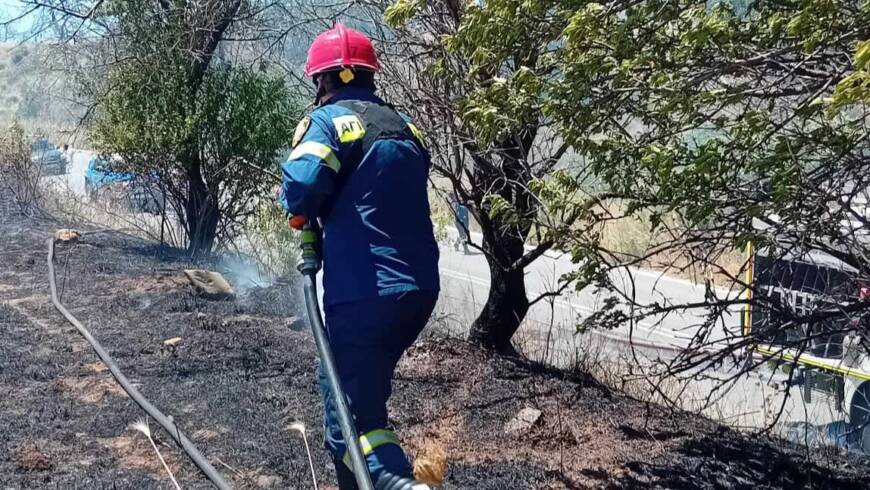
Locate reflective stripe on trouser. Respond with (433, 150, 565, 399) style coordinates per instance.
(342, 429, 401, 468)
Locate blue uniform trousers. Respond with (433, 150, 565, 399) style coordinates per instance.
(319, 290, 438, 487)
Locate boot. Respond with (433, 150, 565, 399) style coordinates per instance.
(375, 471, 432, 490)
(335, 459, 359, 490)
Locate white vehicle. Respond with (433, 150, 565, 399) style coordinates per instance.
(31, 139, 66, 176)
(744, 243, 870, 452)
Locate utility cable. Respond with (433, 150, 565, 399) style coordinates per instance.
(46, 237, 234, 490)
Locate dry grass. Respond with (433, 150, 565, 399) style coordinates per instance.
(597, 203, 745, 284)
(131, 420, 182, 490)
(0, 121, 41, 213)
(288, 421, 319, 490)
(42, 182, 185, 247)
(42, 173, 300, 280)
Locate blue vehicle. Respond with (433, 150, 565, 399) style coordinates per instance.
(84, 157, 133, 197)
(84, 157, 164, 214)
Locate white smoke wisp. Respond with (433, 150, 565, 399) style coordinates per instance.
(220, 255, 274, 295)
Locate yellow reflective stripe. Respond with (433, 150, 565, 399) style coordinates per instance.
(333, 115, 366, 143)
(408, 123, 426, 145)
(342, 429, 401, 468)
(288, 141, 341, 173)
(757, 344, 870, 381)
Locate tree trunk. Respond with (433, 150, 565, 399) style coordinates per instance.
(468, 230, 529, 355)
(185, 162, 219, 256)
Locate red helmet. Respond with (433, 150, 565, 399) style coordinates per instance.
(304, 23, 380, 78)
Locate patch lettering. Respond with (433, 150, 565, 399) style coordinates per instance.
(332, 115, 366, 143)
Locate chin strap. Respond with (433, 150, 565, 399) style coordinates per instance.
(314, 74, 329, 106)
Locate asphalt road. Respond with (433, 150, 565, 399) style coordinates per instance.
(434, 228, 855, 442)
(436, 228, 743, 360)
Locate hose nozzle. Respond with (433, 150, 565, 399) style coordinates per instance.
(297, 221, 322, 274)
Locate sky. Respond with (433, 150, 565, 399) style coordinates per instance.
(0, 0, 38, 41)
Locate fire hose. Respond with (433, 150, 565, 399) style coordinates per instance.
(46, 236, 234, 490)
(48, 224, 425, 490)
(297, 222, 375, 490)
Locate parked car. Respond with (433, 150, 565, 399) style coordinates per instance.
(31, 139, 66, 176)
(84, 157, 164, 214)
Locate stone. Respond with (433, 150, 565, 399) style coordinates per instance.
(183, 270, 234, 299)
(163, 337, 182, 347)
(54, 229, 81, 243)
(504, 407, 542, 436)
(254, 474, 282, 487)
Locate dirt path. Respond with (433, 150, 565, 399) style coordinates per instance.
(1, 196, 868, 489)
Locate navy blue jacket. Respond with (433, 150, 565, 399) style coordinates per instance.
(280, 87, 440, 306)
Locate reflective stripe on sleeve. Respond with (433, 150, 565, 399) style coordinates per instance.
(288, 141, 341, 173)
(341, 429, 401, 468)
(407, 123, 426, 145)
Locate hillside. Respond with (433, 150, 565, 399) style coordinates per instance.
(0, 191, 868, 489)
(0, 42, 78, 131)
(0, 42, 42, 121)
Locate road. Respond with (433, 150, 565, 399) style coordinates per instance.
(51, 151, 734, 360)
(436, 228, 742, 362)
(434, 228, 858, 445)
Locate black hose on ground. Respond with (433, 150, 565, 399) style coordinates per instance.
(46, 237, 234, 490)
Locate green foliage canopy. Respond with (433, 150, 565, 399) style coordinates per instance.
(91, 63, 296, 243)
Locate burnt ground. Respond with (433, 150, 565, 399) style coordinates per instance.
(1, 195, 869, 489)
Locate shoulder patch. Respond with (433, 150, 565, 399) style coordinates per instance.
(292, 116, 311, 148)
(332, 114, 366, 143)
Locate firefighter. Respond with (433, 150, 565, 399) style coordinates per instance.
(278, 24, 440, 490)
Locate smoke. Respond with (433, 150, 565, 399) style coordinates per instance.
(219, 255, 275, 295)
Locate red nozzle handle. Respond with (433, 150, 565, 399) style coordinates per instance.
(289, 215, 307, 230)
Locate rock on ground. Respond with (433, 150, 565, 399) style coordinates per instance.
(504, 407, 543, 436)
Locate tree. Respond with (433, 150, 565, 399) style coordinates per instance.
(18, 0, 301, 255)
(527, 0, 870, 414)
(380, 0, 870, 395)
(377, 0, 593, 354)
(91, 62, 296, 253)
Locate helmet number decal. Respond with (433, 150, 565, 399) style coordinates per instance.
(333, 115, 366, 143)
(292, 116, 311, 148)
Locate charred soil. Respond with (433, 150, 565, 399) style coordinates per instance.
(0, 196, 867, 489)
